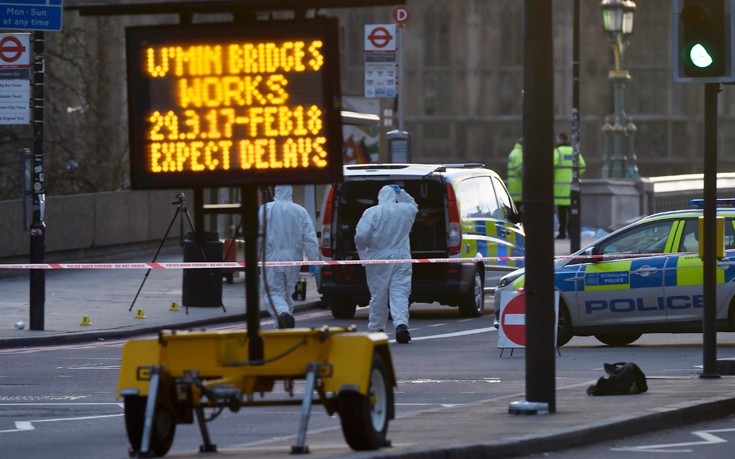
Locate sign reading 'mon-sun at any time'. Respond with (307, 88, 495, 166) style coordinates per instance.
(0, 0, 63, 32)
(125, 18, 343, 189)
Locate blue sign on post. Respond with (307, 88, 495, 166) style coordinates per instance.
(0, 0, 63, 32)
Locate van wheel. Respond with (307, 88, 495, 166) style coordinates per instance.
(458, 269, 484, 318)
(594, 333, 642, 346)
(323, 295, 357, 319)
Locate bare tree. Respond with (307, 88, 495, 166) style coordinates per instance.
(0, 12, 130, 201)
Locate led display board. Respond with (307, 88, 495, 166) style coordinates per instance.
(125, 18, 343, 189)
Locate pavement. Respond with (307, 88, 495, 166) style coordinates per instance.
(2, 239, 735, 458)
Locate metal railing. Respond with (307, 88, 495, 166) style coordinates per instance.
(650, 172, 735, 212)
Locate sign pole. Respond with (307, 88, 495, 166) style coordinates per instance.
(397, 24, 404, 131)
(242, 185, 263, 362)
(29, 30, 45, 330)
(520, 0, 556, 414)
(570, 0, 581, 253)
(393, 6, 409, 131)
(701, 82, 720, 379)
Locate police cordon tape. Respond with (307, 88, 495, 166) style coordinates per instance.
(0, 258, 508, 270)
(0, 252, 716, 270)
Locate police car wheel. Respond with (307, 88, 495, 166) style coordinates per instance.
(556, 303, 573, 347)
(728, 300, 735, 331)
(594, 333, 642, 347)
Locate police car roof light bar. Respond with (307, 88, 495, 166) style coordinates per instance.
(689, 198, 735, 208)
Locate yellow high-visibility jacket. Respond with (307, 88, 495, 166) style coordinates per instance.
(553, 145, 585, 206)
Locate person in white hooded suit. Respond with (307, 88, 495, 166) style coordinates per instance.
(259, 185, 320, 328)
(355, 184, 418, 343)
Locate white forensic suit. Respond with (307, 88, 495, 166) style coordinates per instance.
(258, 185, 320, 324)
(354, 185, 418, 332)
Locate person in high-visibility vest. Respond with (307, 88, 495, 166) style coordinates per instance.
(506, 138, 523, 212)
(553, 133, 585, 239)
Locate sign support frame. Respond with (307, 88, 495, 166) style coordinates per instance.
(29, 30, 44, 330)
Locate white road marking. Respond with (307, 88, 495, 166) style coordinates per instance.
(399, 378, 501, 384)
(0, 395, 89, 401)
(0, 413, 124, 434)
(396, 403, 460, 408)
(398, 327, 495, 342)
(611, 427, 735, 453)
(59, 364, 120, 370)
(0, 309, 490, 354)
(0, 340, 128, 355)
(0, 403, 122, 406)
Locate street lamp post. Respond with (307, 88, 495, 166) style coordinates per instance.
(600, 0, 639, 178)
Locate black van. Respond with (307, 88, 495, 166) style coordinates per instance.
(317, 163, 525, 319)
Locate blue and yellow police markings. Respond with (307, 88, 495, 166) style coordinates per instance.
(662, 253, 735, 318)
(555, 265, 583, 292)
(667, 253, 727, 286)
(460, 218, 524, 268)
(581, 261, 632, 292)
(581, 257, 666, 291)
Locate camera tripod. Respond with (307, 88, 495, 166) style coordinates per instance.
(129, 193, 226, 313)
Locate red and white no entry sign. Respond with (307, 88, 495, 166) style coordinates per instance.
(0, 34, 30, 66)
(497, 290, 559, 350)
(365, 24, 396, 52)
(500, 292, 527, 347)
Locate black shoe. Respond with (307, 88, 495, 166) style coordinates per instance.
(555, 234, 566, 240)
(395, 324, 411, 344)
(279, 312, 295, 329)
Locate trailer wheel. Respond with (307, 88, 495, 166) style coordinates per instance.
(124, 395, 176, 457)
(338, 354, 393, 450)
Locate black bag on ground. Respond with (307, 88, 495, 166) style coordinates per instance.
(586, 362, 648, 396)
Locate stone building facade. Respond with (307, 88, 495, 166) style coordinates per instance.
(1, 0, 731, 202)
(331, 0, 735, 177)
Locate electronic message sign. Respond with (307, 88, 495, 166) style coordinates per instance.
(125, 18, 343, 189)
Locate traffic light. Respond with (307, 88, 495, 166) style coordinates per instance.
(673, 0, 735, 83)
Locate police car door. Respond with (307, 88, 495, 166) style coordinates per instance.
(664, 217, 735, 325)
(576, 220, 674, 328)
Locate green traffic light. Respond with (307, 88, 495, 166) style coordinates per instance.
(690, 43, 714, 68)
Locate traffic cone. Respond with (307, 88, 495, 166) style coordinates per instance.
(80, 315, 91, 326)
(169, 301, 180, 312)
(134, 309, 146, 319)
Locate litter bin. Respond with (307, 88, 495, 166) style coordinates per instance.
(182, 231, 223, 307)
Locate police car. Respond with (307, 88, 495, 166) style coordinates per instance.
(494, 199, 735, 346)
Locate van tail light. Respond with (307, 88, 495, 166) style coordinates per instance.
(321, 186, 334, 257)
(446, 183, 461, 255)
